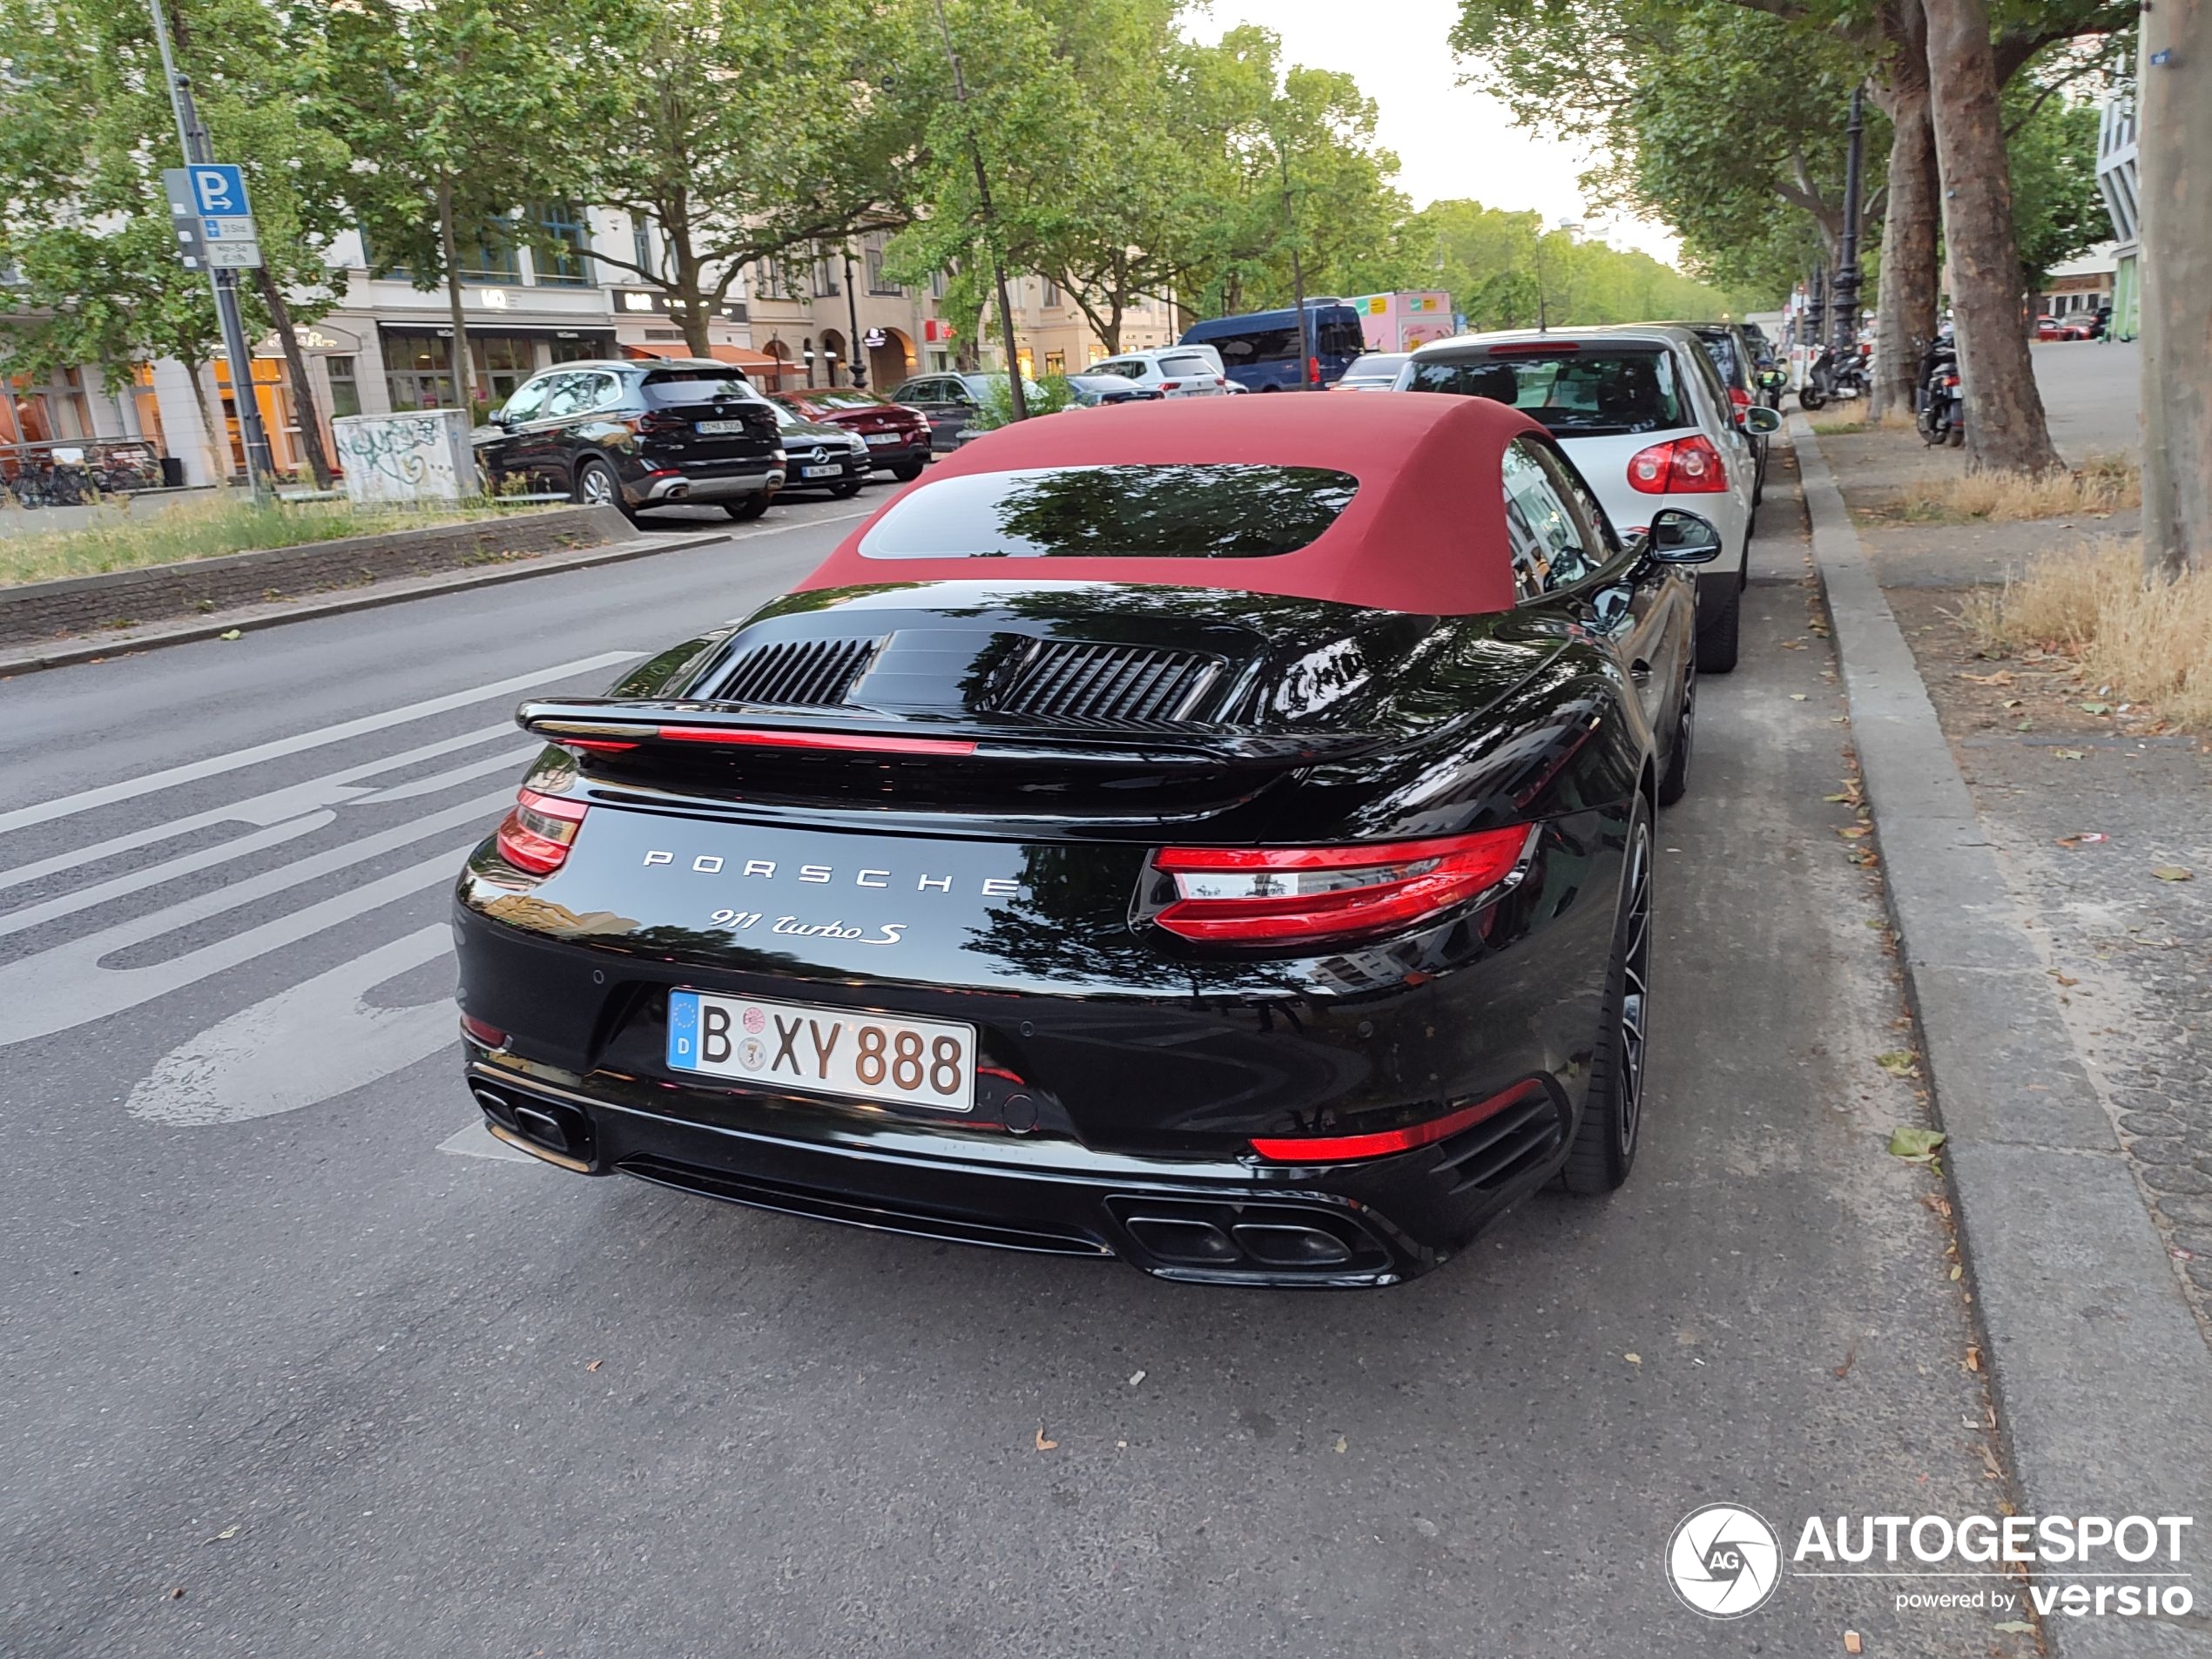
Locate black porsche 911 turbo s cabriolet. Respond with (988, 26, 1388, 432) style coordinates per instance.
(452, 394, 1720, 1286)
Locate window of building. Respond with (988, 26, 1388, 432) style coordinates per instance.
(548, 336, 604, 364)
(930, 268, 948, 299)
(474, 334, 538, 403)
(532, 202, 592, 287)
(381, 332, 457, 410)
(326, 355, 362, 419)
(1043, 349, 1066, 374)
(631, 214, 658, 280)
(459, 216, 522, 286)
(812, 248, 840, 297)
(866, 236, 900, 295)
(1040, 278, 1061, 307)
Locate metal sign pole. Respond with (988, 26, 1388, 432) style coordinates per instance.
(147, 0, 275, 501)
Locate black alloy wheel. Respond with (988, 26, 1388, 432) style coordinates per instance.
(830, 479, 864, 499)
(723, 495, 771, 521)
(890, 459, 926, 482)
(574, 457, 631, 520)
(1562, 800, 1652, 1193)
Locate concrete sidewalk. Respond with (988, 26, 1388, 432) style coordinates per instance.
(1795, 414, 2212, 1657)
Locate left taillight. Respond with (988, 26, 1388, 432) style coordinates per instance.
(1151, 826, 1533, 947)
(494, 788, 588, 874)
(1627, 435, 1728, 495)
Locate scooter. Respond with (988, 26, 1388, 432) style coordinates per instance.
(1914, 330, 1965, 448)
(1796, 343, 1868, 411)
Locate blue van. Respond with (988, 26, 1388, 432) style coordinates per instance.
(1180, 301, 1369, 392)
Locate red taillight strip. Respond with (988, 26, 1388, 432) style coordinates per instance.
(1251, 1080, 1548, 1163)
(561, 738, 638, 753)
(517, 788, 587, 821)
(654, 726, 979, 757)
(1157, 834, 1488, 873)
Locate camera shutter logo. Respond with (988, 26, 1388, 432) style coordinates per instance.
(1668, 1503, 1782, 1618)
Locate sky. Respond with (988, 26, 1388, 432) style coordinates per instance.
(1186, 0, 1685, 266)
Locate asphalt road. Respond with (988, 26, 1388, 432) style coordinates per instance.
(2031, 338, 2141, 463)
(2, 462, 2028, 1656)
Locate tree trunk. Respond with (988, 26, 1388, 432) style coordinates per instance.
(1923, 0, 2062, 473)
(435, 173, 477, 414)
(185, 352, 233, 487)
(253, 267, 334, 487)
(673, 228, 713, 358)
(2138, 0, 2209, 579)
(1870, 0, 1939, 420)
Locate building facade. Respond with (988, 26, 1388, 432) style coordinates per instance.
(6, 207, 1184, 488)
(2096, 92, 2141, 341)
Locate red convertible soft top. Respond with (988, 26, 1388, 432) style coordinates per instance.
(793, 392, 1540, 616)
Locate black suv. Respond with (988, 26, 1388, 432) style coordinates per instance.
(477, 360, 785, 521)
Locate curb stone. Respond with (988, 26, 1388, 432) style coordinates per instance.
(1791, 415, 2212, 1657)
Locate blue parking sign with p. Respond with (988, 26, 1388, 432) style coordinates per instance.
(189, 165, 249, 217)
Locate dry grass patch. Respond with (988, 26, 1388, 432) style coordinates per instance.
(1896, 455, 2140, 523)
(1808, 407, 1918, 436)
(1960, 536, 2212, 728)
(0, 492, 521, 588)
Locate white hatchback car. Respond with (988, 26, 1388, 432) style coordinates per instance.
(1394, 326, 1778, 671)
(1084, 346, 1230, 399)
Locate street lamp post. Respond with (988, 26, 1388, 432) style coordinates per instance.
(1834, 84, 1867, 357)
(842, 246, 867, 389)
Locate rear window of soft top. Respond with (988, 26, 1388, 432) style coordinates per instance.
(858, 464, 1359, 561)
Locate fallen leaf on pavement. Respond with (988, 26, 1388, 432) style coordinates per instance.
(1887, 1126, 1947, 1160)
(2152, 866, 2194, 882)
(1965, 1345, 1983, 1372)
(1876, 1051, 1919, 1076)
(213, 1526, 239, 1541)
(1837, 824, 1870, 839)
(2001, 698, 2023, 708)
(2080, 701, 2112, 715)
(1959, 671, 2014, 685)
(1333, 1435, 1348, 1453)
(2050, 747, 2087, 760)
(1623, 1352, 1642, 1366)
(1035, 1425, 1057, 1451)
(1844, 1630, 1863, 1654)
(1790, 693, 1808, 701)
(2055, 833, 2107, 847)
(1994, 1621, 2036, 1633)
(586, 1359, 602, 1372)
(218, 629, 242, 641)
(2048, 971, 2079, 987)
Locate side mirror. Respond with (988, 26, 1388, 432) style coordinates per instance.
(1644, 507, 1723, 565)
(487, 408, 513, 429)
(1740, 405, 1784, 435)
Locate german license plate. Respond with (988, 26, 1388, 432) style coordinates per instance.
(865, 432, 900, 445)
(799, 464, 839, 478)
(667, 990, 975, 1113)
(695, 419, 748, 435)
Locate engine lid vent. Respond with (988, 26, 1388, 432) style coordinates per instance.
(711, 637, 882, 708)
(993, 641, 1223, 725)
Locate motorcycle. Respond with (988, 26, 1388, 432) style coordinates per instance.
(1914, 331, 1965, 448)
(1796, 342, 1867, 411)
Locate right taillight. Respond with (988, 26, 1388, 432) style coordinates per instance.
(1627, 435, 1728, 495)
(495, 788, 587, 874)
(1151, 826, 1533, 947)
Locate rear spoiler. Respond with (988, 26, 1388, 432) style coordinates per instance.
(515, 698, 1386, 771)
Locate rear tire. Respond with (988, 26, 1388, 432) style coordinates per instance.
(574, 458, 634, 523)
(1562, 800, 1652, 1193)
(723, 495, 770, 521)
(890, 459, 926, 482)
(1656, 664, 1694, 806)
(1695, 582, 1741, 673)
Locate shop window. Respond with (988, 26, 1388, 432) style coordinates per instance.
(382, 331, 457, 410)
(1043, 350, 1065, 374)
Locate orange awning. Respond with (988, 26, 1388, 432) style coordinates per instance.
(621, 341, 788, 373)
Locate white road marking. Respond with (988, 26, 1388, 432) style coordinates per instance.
(0, 813, 334, 941)
(126, 926, 455, 1126)
(0, 792, 506, 1047)
(436, 1121, 547, 1163)
(0, 650, 637, 837)
(0, 723, 516, 896)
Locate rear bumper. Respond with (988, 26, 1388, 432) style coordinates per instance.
(462, 1053, 1573, 1287)
(859, 437, 928, 469)
(635, 467, 784, 505)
